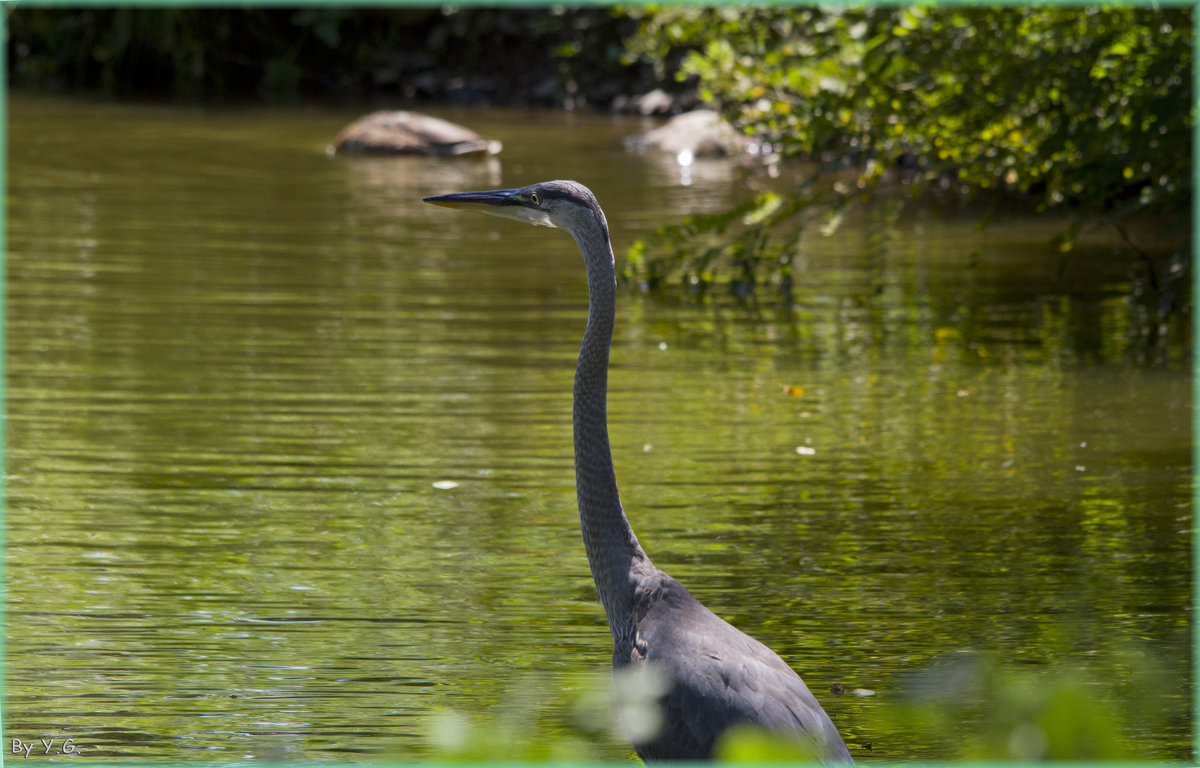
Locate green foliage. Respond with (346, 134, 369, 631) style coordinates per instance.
(6, 8, 647, 106)
(419, 649, 1174, 761)
(421, 672, 612, 761)
(715, 724, 823, 762)
(624, 190, 806, 294)
(869, 649, 1175, 760)
(419, 667, 669, 761)
(621, 6, 1192, 296)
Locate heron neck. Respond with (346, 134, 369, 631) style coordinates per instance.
(572, 230, 647, 637)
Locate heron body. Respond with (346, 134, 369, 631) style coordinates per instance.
(423, 181, 853, 763)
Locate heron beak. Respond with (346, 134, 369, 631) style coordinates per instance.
(423, 188, 555, 228)
(423, 188, 520, 209)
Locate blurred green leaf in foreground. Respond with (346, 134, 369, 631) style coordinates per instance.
(421, 646, 1179, 761)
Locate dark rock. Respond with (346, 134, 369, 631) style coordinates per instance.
(330, 111, 501, 157)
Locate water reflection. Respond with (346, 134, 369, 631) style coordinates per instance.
(7, 94, 1191, 761)
(339, 154, 504, 213)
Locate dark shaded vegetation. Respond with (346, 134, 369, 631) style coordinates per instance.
(7, 7, 670, 108)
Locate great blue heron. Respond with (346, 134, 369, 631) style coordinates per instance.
(423, 180, 854, 763)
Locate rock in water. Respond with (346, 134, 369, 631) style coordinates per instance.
(624, 109, 748, 158)
(330, 111, 501, 157)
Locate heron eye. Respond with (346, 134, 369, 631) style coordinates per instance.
(529, 192, 541, 206)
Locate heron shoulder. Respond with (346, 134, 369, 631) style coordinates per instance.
(629, 570, 853, 763)
(632, 570, 790, 671)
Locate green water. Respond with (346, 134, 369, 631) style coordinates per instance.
(6, 94, 1191, 761)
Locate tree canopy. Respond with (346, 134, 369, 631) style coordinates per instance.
(620, 6, 1192, 297)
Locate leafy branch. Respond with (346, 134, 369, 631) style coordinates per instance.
(620, 6, 1192, 298)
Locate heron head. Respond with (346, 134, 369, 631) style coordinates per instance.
(423, 180, 608, 240)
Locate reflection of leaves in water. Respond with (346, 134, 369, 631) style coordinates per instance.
(622, 185, 824, 296)
(621, 182, 1189, 366)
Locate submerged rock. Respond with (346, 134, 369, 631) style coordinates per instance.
(624, 109, 749, 158)
(330, 111, 501, 157)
